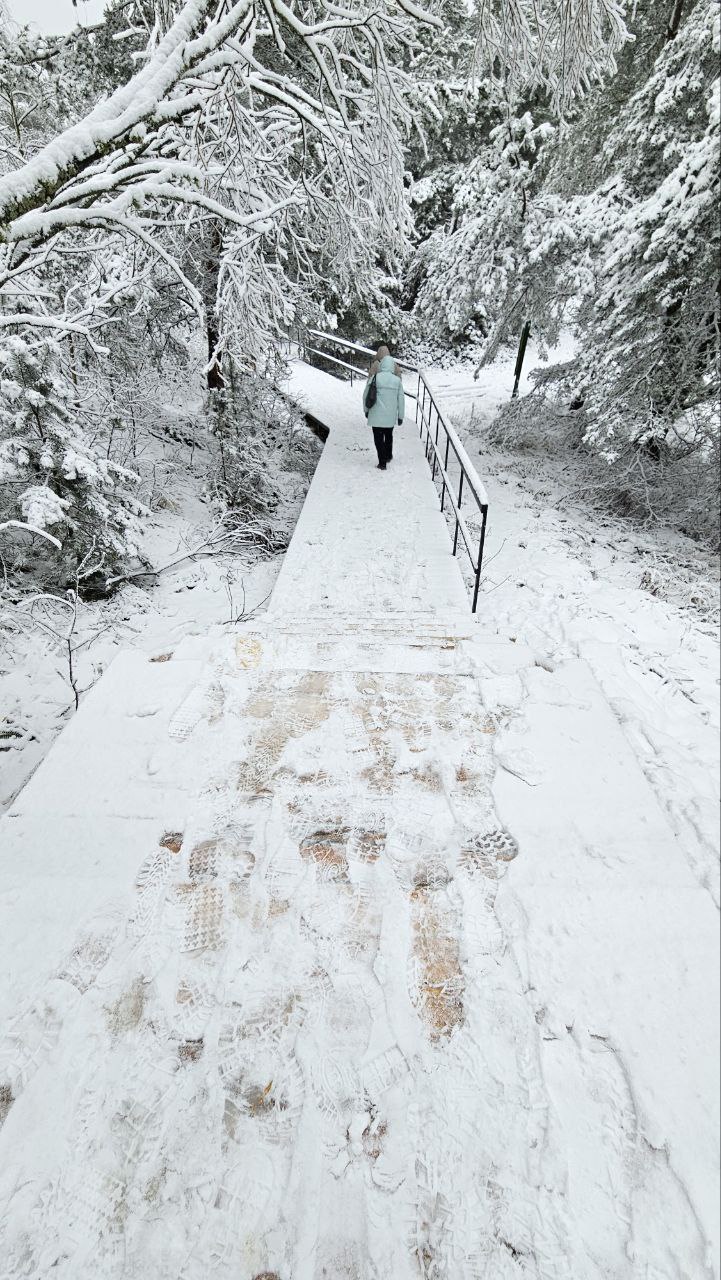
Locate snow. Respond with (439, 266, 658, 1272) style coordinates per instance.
(0, 436, 303, 813)
(489, 657, 719, 1274)
(427, 339, 720, 907)
(18, 484, 71, 530)
(0, 354, 717, 1278)
(274, 363, 469, 618)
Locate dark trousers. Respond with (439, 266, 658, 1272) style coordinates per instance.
(372, 427, 394, 465)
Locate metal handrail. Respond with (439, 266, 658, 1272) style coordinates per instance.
(305, 347, 366, 379)
(296, 330, 490, 613)
(416, 372, 489, 612)
(298, 331, 367, 387)
(307, 330, 418, 375)
(418, 373, 489, 507)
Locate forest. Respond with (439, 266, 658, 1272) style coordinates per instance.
(1, 0, 718, 576)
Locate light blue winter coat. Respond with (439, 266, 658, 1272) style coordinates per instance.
(363, 356, 405, 428)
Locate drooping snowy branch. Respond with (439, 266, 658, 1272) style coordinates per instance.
(0, 517, 62, 549)
(471, 0, 628, 114)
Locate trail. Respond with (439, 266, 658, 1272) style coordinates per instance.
(0, 362, 717, 1280)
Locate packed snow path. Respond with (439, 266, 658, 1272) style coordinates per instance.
(0, 364, 718, 1279)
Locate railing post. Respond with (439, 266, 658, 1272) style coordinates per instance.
(431, 406, 438, 479)
(472, 505, 488, 613)
(441, 436, 450, 511)
(452, 469, 464, 556)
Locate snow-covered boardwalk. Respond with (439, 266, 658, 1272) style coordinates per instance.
(0, 365, 718, 1279)
(273, 364, 471, 620)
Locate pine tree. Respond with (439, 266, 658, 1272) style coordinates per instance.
(0, 337, 144, 587)
(574, 0, 720, 456)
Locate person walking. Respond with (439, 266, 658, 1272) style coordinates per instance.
(363, 345, 405, 470)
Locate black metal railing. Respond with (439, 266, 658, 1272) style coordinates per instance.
(304, 331, 371, 384)
(415, 373, 489, 612)
(301, 330, 418, 388)
(295, 330, 489, 613)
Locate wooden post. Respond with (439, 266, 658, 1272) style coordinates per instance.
(512, 320, 531, 399)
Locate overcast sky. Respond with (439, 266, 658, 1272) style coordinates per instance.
(7, 0, 107, 35)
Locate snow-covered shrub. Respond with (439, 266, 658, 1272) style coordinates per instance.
(206, 374, 321, 553)
(0, 338, 145, 589)
(415, 0, 720, 542)
(490, 364, 721, 546)
(489, 367, 587, 453)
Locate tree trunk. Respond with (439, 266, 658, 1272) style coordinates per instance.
(512, 320, 531, 398)
(665, 0, 685, 40)
(206, 313, 224, 391)
(203, 220, 224, 392)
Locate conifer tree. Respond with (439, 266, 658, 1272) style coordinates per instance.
(0, 337, 143, 586)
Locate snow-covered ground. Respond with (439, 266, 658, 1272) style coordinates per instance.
(427, 345, 720, 908)
(0, 433, 318, 813)
(0, 358, 717, 1279)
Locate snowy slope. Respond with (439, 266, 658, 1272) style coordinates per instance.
(428, 346, 720, 908)
(0, 429, 313, 813)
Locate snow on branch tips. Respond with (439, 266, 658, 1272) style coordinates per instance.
(472, 0, 628, 114)
(0, 0, 441, 592)
(0, 0, 438, 358)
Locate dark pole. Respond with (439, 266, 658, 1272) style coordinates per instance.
(512, 320, 531, 399)
(441, 436, 450, 511)
(472, 507, 489, 613)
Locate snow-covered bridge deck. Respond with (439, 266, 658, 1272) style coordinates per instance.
(274, 361, 471, 620)
(0, 363, 718, 1278)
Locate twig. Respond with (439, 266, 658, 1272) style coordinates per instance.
(477, 537, 507, 571)
(479, 575, 510, 595)
(237, 589, 273, 623)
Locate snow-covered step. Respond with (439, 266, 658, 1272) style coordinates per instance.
(243, 633, 470, 675)
(2, 636, 716, 1276)
(5, 650, 205, 826)
(261, 625, 469, 648)
(266, 610, 475, 635)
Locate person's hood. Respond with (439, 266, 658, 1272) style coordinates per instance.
(378, 356, 396, 372)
